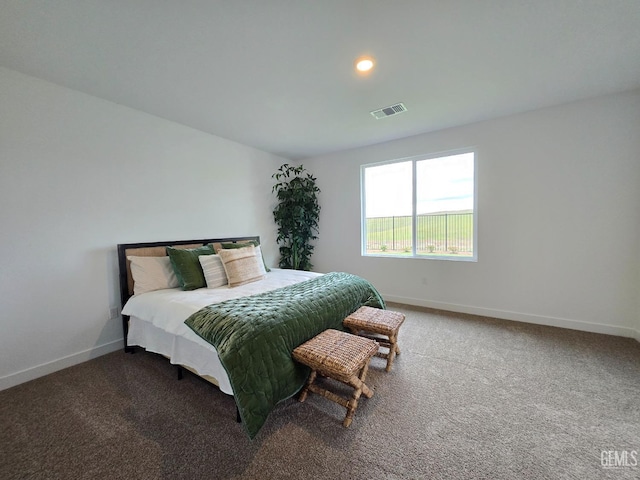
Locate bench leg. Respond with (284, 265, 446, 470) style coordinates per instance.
(343, 386, 363, 428)
(343, 361, 373, 427)
(386, 335, 400, 371)
(358, 362, 373, 398)
(298, 370, 317, 403)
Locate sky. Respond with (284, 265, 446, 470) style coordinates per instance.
(364, 152, 474, 217)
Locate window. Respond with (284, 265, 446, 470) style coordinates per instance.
(361, 150, 476, 260)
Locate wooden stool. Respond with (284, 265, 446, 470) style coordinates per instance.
(344, 306, 406, 372)
(293, 329, 379, 427)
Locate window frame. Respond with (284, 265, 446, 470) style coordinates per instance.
(360, 148, 478, 262)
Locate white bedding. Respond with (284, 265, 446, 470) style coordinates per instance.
(122, 268, 322, 395)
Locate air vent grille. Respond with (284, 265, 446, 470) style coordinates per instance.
(370, 103, 407, 119)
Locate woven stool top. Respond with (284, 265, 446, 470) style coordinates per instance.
(344, 306, 405, 335)
(293, 329, 378, 378)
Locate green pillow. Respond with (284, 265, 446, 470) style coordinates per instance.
(166, 244, 215, 290)
(219, 241, 271, 272)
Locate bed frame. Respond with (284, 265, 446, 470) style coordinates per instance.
(117, 236, 260, 353)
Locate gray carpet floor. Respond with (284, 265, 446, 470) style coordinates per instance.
(1, 304, 639, 479)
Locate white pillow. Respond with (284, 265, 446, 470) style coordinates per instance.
(254, 245, 267, 274)
(217, 245, 266, 287)
(198, 254, 228, 288)
(127, 256, 180, 295)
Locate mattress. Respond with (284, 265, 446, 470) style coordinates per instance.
(122, 268, 322, 395)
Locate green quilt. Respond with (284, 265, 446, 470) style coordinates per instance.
(184, 272, 385, 438)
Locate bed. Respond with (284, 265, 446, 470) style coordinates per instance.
(117, 236, 385, 437)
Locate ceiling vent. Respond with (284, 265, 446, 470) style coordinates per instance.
(370, 102, 407, 119)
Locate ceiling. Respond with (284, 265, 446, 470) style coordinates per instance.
(2, 1, 640, 160)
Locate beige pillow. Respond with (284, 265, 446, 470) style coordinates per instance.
(127, 256, 180, 295)
(217, 245, 266, 287)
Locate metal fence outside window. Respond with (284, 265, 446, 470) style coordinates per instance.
(365, 212, 473, 254)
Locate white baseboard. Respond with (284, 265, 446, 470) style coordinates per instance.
(0, 339, 123, 392)
(383, 294, 639, 340)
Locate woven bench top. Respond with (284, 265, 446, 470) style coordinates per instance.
(344, 306, 405, 335)
(293, 329, 378, 377)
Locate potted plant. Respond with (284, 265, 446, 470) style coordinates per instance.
(272, 164, 320, 270)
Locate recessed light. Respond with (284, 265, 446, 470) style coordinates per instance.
(355, 56, 375, 73)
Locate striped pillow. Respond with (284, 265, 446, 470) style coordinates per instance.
(217, 240, 270, 272)
(217, 245, 266, 287)
(198, 255, 228, 288)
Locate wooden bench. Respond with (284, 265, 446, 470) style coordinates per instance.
(293, 329, 379, 427)
(344, 306, 406, 371)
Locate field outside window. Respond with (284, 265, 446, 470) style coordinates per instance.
(361, 151, 476, 260)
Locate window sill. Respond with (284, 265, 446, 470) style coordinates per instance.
(362, 253, 477, 262)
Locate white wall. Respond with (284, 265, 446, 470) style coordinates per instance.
(0, 67, 285, 389)
(306, 90, 640, 339)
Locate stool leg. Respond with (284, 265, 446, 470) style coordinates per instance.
(358, 362, 374, 398)
(343, 382, 363, 428)
(385, 334, 401, 371)
(343, 361, 374, 428)
(386, 339, 396, 372)
(299, 370, 317, 403)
